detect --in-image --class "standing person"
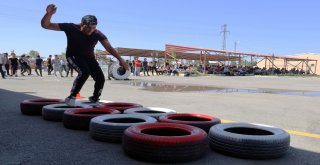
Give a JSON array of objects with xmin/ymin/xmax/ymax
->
[
  {"xmin": 35, "ymin": 55, "xmax": 44, "ymax": 77},
  {"xmin": 106, "ymin": 57, "xmax": 113, "ymax": 80},
  {"xmin": 142, "ymin": 58, "xmax": 150, "ymax": 76},
  {"xmin": 133, "ymin": 57, "xmax": 141, "ymax": 76},
  {"xmin": 18, "ymin": 55, "xmax": 27, "ymax": 76},
  {"xmin": 9, "ymin": 52, "xmax": 19, "ymax": 77},
  {"xmin": 151, "ymin": 58, "xmax": 158, "ymax": 76},
  {"xmin": 41, "ymin": 4, "xmax": 128, "ymax": 105},
  {"xmin": 60, "ymin": 58, "xmax": 67, "ymax": 73},
  {"xmin": 52, "ymin": 55, "xmax": 63, "ymax": 77},
  {"xmin": 4, "ymin": 53, "xmax": 10, "ymax": 76},
  {"xmin": 66, "ymin": 62, "xmax": 74, "ymax": 77},
  {"xmin": 128, "ymin": 60, "xmax": 133, "ymax": 74},
  {"xmin": 25, "ymin": 56, "xmax": 32, "ymax": 75},
  {"xmin": 47, "ymin": 55, "xmax": 53, "ymax": 75},
  {"xmin": 0, "ymin": 53, "xmax": 6, "ymax": 79}
]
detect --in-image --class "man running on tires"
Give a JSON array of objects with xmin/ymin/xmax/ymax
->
[{"xmin": 41, "ymin": 4, "xmax": 128, "ymax": 106}]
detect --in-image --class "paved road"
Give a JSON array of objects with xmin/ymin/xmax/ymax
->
[{"xmin": 0, "ymin": 75, "xmax": 319, "ymax": 165}]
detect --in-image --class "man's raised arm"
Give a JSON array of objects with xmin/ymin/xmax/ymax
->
[{"xmin": 41, "ymin": 4, "xmax": 60, "ymax": 31}]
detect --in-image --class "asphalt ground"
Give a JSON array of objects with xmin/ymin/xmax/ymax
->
[{"xmin": 0, "ymin": 73, "xmax": 319, "ymax": 165}]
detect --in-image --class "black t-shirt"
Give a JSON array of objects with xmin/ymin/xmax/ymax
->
[
  {"xmin": 47, "ymin": 58, "xmax": 52, "ymax": 65},
  {"xmin": 36, "ymin": 58, "xmax": 43, "ymax": 67},
  {"xmin": 19, "ymin": 58, "xmax": 27, "ymax": 65},
  {"xmin": 143, "ymin": 61, "xmax": 148, "ymax": 67},
  {"xmin": 9, "ymin": 58, "xmax": 18, "ymax": 66},
  {"xmin": 59, "ymin": 23, "xmax": 107, "ymax": 59}
]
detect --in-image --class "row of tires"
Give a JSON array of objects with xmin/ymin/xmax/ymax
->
[{"xmin": 20, "ymin": 98, "xmax": 290, "ymax": 162}]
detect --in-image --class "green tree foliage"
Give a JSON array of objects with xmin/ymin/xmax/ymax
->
[
  {"xmin": 28, "ymin": 50, "xmax": 40, "ymax": 58},
  {"xmin": 58, "ymin": 52, "xmax": 66, "ymax": 59},
  {"xmin": 95, "ymin": 49, "xmax": 109, "ymax": 61},
  {"xmin": 240, "ymin": 60, "xmax": 257, "ymax": 66}
]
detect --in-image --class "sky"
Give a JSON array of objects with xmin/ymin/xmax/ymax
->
[{"xmin": 1, "ymin": 0, "xmax": 319, "ymax": 57}]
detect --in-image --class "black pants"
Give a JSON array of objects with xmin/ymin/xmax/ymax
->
[
  {"xmin": 20, "ymin": 64, "xmax": 26, "ymax": 75},
  {"xmin": 143, "ymin": 66, "xmax": 149, "ymax": 76},
  {"xmin": 47, "ymin": 65, "xmax": 53, "ymax": 74},
  {"xmin": 61, "ymin": 65, "xmax": 67, "ymax": 72},
  {"xmin": 151, "ymin": 66, "xmax": 157, "ymax": 75},
  {"xmin": 26, "ymin": 65, "xmax": 31, "ymax": 75},
  {"xmin": 67, "ymin": 56, "xmax": 105, "ymax": 99},
  {"xmin": 11, "ymin": 65, "xmax": 18, "ymax": 75},
  {"xmin": 35, "ymin": 66, "xmax": 42, "ymax": 76},
  {"xmin": 5, "ymin": 64, "xmax": 9, "ymax": 75},
  {"xmin": 66, "ymin": 63, "xmax": 74, "ymax": 77},
  {"xmin": 0, "ymin": 64, "xmax": 5, "ymax": 78}
]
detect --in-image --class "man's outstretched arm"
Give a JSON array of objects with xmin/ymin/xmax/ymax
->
[
  {"xmin": 100, "ymin": 39, "xmax": 129, "ymax": 70},
  {"xmin": 41, "ymin": 4, "xmax": 60, "ymax": 31}
]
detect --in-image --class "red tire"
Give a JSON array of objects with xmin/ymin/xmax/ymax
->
[
  {"xmin": 158, "ymin": 113, "xmax": 221, "ymax": 132},
  {"xmin": 20, "ymin": 98, "xmax": 64, "ymax": 115},
  {"xmin": 98, "ymin": 102, "xmax": 143, "ymax": 113},
  {"xmin": 122, "ymin": 123, "xmax": 207, "ymax": 163},
  {"xmin": 63, "ymin": 108, "xmax": 120, "ymax": 130}
]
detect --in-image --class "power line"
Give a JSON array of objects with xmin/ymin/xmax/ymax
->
[{"xmin": 220, "ymin": 24, "xmax": 230, "ymax": 50}]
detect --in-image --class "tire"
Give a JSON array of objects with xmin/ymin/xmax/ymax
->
[
  {"xmin": 76, "ymin": 100, "xmax": 113, "ymax": 107},
  {"xmin": 63, "ymin": 108, "xmax": 120, "ymax": 130},
  {"xmin": 110, "ymin": 64, "xmax": 131, "ymax": 80},
  {"xmin": 123, "ymin": 107, "xmax": 177, "ymax": 119},
  {"xmin": 158, "ymin": 113, "xmax": 221, "ymax": 132},
  {"xmin": 208, "ymin": 123, "xmax": 290, "ymax": 159},
  {"xmin": 42, "ymin": 104, "xmax": 87, "ymax": 121},
  {"xmin": 90, "ymin": 114, "xmax": 157, "ymax": 143},
  {"xmin": 122, "ymin": 123, "xmax": 207, "ymax": 163},
  {"xmin": 20, "ymin": 98, "xmax": 64, "ymax": 115},
  {"xmin": 98, "ymin": 102, "xmax": 143, "ymax": 113}
]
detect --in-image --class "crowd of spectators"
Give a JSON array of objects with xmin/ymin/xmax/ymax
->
[
  {"xmin": 130, "ymin": 58, "xmax": 312, "ymax": 77},
  {"xmin": 0, "ymin": 52, "xmax": 75, "ymax": 78},
  {"xmin": 0, "ymin": 54, "xmax": 314, "ymax": 79},
  {"xmin": 205, "ymin": 65, "xmax": 310, "ymax": 76}
]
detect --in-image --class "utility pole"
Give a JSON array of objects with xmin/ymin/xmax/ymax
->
[
  {"xmin": 234, "ymin": 41, "xmax": 240, "ymax": 66},
  {"xmin": 220, "ymin": 24, "xmax": 229, "ymax": 50},
  {"xmin": 221, "ymin": 24, "xmax": 229, "ymax": 65},
  {"xmin": 234, "ymin": 41, "xmax": 238, "ymax": 52}
]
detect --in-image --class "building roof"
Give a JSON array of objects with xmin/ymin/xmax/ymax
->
[
  {"xmin": 96, "ymin": 47, "xmax": 239, "ymax": 61},
  {"xmin": 96, "ymin": 45, "xmax": 317, "ymax": 62}
]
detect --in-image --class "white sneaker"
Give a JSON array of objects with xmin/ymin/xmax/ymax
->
[{"xmin": 65, "ymin": 96, "xmax": 76, "ymax": 106}]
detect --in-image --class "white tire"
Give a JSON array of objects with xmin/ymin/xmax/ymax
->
[
  {"xmin": 90, "ymin": 114, "xmax": 157, "ymax": 142},
  {"xmin": 111, "ymin": 64, "xmax": 130, "ymax": 80},
  {"xmin": 76, "ymin": 100, "xmax": 113, "ymax": 107},
  {"xmin": 124, "ymin": 107, "xmax": 177, "ymax": 119}
]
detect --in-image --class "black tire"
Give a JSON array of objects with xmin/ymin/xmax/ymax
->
[
  {"xmin": 63, "ymin": 108, "xmax": 120, "ymax": 130},
  {"xmin": 158, "ymin": 113, "xmax": 221, "ymax": 132},
  {"xmin": 20, "ymin": 98, "xmax": 64, "ymax": 115},
  {"xmin": 90, "ymin": 114, "xmax": 157, "ymax": 143},
  {"xmin": 42, "ymin": 104, "xmax": 87, "ymax": 121},
  {"xmin": 122, "ymin": 123, "xmax": 207, "ymax": 163},
  {"xmin": 123, "ymin": 107, "xmax": 176, "ymax": 119},
  {"xmin": 208, "ymin": 123, "xmax": 290, "ymax": 159}
]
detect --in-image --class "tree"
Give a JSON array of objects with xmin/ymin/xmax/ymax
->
[
  {"xmin": 58, "ymin": 52, "xmax": 66, "ymax": 59},
  {"xmin": 28, "ymin": 50, "xmax": 40, "ymax": 58},
  {"xmin": 95, "ymin": 49, "xmax": 109, "ymax": 63},
  {"xmin": 95, "ymin": 49, "xmax": 103, "ymax": 53},
  {"xmin": 240, "ymin": 59, "xmax": 257, "ymax": 66}
]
